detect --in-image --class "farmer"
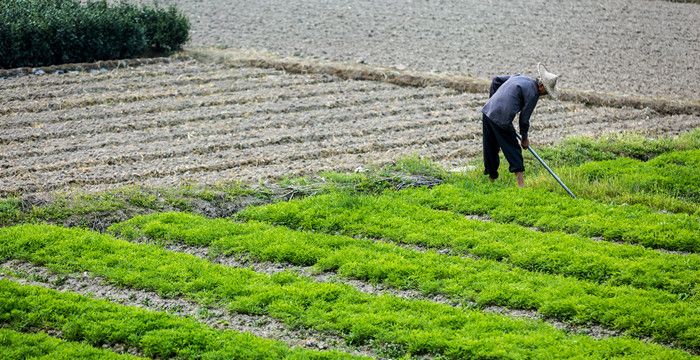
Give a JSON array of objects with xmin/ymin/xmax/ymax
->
[{"xmin": 481, "ymin": 63, "xmax": 560, "ymax": 187}]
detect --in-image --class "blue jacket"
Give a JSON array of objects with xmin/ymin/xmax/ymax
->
[{"xmin": 481, "ymin": 75, "xmax": 539, "ymax": 140}]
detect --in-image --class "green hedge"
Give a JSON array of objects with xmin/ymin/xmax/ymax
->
[{"xmin": 0, "ymin": 0, "xmax": 190, "ymax": 69}]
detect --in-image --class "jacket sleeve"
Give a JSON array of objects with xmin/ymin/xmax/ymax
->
[
  {"xmin": 489, "ymin": 75, "xmax": 510, "ymax": 98},
  {"xmin": 518, "ymin": 96, "xmax": 537, "ymax": 140}
]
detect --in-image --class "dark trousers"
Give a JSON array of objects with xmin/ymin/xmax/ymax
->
[{"xmin": 482, "ymin": 114, "xmax": 524, "ymax": 179}]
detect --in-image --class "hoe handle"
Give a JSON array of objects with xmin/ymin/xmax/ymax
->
[{"xmin": 516, "ymin": 134, "xmax": 577, "ymax": 199}]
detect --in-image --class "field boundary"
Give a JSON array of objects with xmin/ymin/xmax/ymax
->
[
  {"xmin": 3, "ymin": 47, "xmax": 697, "ymax": 115},
  {"xmin": 0, "ymin": 56, "xmax": 184, "ymax": 78},
  {"xmin": 187, "ymin": 48, "xmax": 700, "ymax": 116}
]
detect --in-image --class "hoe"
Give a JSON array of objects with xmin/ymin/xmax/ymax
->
[{"xmin": 516, "ymin": 134, "xmax": 577, "ymax": 199}]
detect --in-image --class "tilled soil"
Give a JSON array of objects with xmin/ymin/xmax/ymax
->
[
  {"xmin": 2, "ymin": 59, "xmax": 699, "ymax": 195},
  {"xmin": 135, "ymin": 0, "xmax": 700, "ymax": 100}
]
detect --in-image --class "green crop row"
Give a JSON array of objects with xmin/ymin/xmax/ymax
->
[
  {"xmin": 0, "ymin": 0, "xmax": 189, "ymax": 68},
  {"xmin": 110, "ymin": 211, "xmax": 700, "ymax": 350},
  {"xmin": 0, "ymin": 224, "xmax": 693, "ymax": 358},
  {"xmin": 533, "ymin": 129, "xmax": 700, "ymax": 167},
  {"xmin": 237, "ymin": 191, "xmax": 699, "ymax": 295},
  {"xmin": 0, "ymin": 280, "xmax": 359, "ymax": 360},
  {"xmin": 569, "ymin": 149, "xmax": 700, "ymax": 207},
  {"xmin": 0, "ymin": 328, "xmax": 142, "ymax": 359},
  {"xmin": 524, "ymin": 149, "xmax": 700, "ymax": 215},
  {"xmin": 529, "ymin": 169, "xmax": 700, "ymax": 216},
  {"xmin": 392, "ymin": 182, "xmax": 700, "ymax": 253},
  {"xmin": 521, "ymin": 131, "xmax": 700, "ymax": 214}
]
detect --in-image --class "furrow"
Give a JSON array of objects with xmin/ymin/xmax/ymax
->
[
  {"xmin": 1, "ymin": 67, "xmax": 283, "ymax": 104},
  {"xmin": 527, "ymin": 113, "xmax": 700, "ymax": 150},
  {"xmin": 0, "ymin": 91, "xmax": 474, "ymax": 163},
  {"xmin": 0, "ymin": 260, "xmax": 375, "ymax": 358},
  {"xmin": 0, "ymin": 79, "xmax": 469, "ymax": 132},
  {"xmin": 0, "ymin": 80, "xmax": 394, "ymax": 144},
  {"xmin": 2, "ymin": 120, "xmax": 481, "ymax": 194},
  {"xmin": 0, "ymin": 86, "xmax": 453, "ymax": 150},
  {"xmin": 0, "ymin": 80, "xmax": 383, "ymax": 144},
  {"xmin": 0, "ymin": 104, "xmax": 474, "ymax": 175},
  {"xmin": 0, "ymin": 74, "xmax": 338, "ymax": 131},
  {"xmin": 0, "ymin": 72, "xmax": 343, "ymax": 118},
  {"xmin": 5, "ymin": 112, "xmax": 693, "ymax": 196},
  {"xmin": 0, "ymin": 59, "xmax": 219, "ymax": 90},
  {"xmin": 38, "ymin": 148, "xmax": 445, "ymax": 195}
]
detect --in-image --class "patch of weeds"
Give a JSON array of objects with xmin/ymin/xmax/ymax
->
[
  {"xmin": 51, "ymin": 274, "xmax": 68, "ymax": 287},
  {"xmin": 119, "ymin": 187, "xmax": 161, "ymax": 210},
  {"xmin": 536, "ymin": 129, "xmax": 700, "ymax": 167},
  {"xmin": 196, "ymin": 307, "xmax": 212, "ymax": 319},
  {"xmin": 27, "ymin": 273, "xmax": 50, "ymax": 283},
  {"xmin": 0, "ymin": 197, "xmax": 24, "ymax": 226},
  {"xmin": 4, "ymin": 155, "xmax": 448, "ymax": 230},
  {"xmin": 168, "ymin": 304, "xmax": 184, "ymax": 314}
]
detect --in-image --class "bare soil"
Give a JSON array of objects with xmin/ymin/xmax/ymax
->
[
  {"xmin": 2, "ymin": 59, "xmax": 699, "ymax": 195},
  {"xmin": 138, "ymin": 0, "xmax": 699, "ymax": 100}
]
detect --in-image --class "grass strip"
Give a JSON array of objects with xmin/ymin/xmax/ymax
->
[
  {"xmin": 237, "ymin": 191, "xmax": 700, "ymax": 295},
  {"xmin": 0, "ymin": 182, "xmax": 272, "ymax": 229},
  {"xmin": 0, "ymin": 328, "xmax": 143, "ymax": 359},
  {"xmin": 0, "ymin": 157, "xmax": 444, "ymax": 229},
  {"xmin": 520, "ymin": 131, "xmax": 700, "ymax": 214},
  {"xmin": 557, "ymin": 149, "xmax": 700, "ymax": 212},
  {"xmin": 529, "ymin": 169, "xmax": 700, "ymax": 216},
  {"xmin": 0, "ymin": 279, "xmax": 360, "ymax": 360},
  {"xmin": 0, "ymin": 225, "xmax": 693, "ymax": 358},
  {"xmin": 394, "ymin": 182, "xmax": 700, "ymax": 253},
  {"xmin": 111, "ymin": 211, "xmax": 700, "ymax": 349},
  {"xmin": 534, "ymin": 129, "xmax": 700, "ymax": 167}
]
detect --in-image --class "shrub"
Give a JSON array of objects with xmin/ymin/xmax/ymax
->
[
  {"xmin": 0, "ymin": 0, "xmax": 190, "ymax": 68},
  {"xmin": 138, "ymin": 5, "xmax": 190, "ymax": 53}
]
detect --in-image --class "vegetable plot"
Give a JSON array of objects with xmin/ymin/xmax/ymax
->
[{"xmin": 0, "ymin": 224, "xmax": 695, "ymax": 359}]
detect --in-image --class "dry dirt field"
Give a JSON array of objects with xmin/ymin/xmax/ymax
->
[
  {"xmin": 145, "ymin": 0, "xmax": 699, "ymax": 100},
  {"xmin": 2, "ymin": 57, "xmax": 699, "ymax": 195}
]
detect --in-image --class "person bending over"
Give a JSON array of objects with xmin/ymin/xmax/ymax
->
[{"xmin": 481, "ymin": 63, "xmax": 560, "ymax": 187}]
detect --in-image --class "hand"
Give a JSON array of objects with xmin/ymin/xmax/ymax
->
[{"xmin": 520, "ymin": 138, "xmax": 530, "ymax": 149}]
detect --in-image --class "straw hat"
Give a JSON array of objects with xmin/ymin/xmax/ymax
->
[{"xmin": 537, "ymin": 63, "xmax": 560, "ymax": 99}]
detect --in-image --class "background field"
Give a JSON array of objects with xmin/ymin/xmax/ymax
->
[
  {"xmin": 138, "ymin": 0, "xmax": 700, "ymax": 100},
  {"xmin": 2, "ymin": 1, "xmax": 700, "ymax": 359}
]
